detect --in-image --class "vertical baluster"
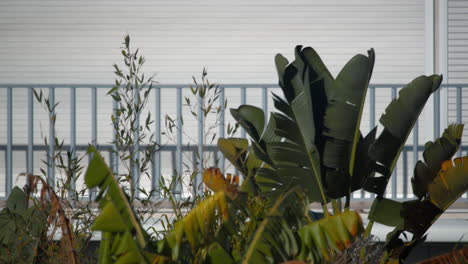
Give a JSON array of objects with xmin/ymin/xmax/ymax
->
[
  {"xmin": 262, "ymin": 86, "xmax": 268, "ymax": 121},
  {"xmin": 70, "ymin": 87, "xmax": 77, "ymax": 199},
  {"xmin": 434, "ymin": 89, "xmax": 440, "ymax": 138},
  {"xmin": 27, "ymin": 87, "xmax": 34, "ymax": 175},
  {"xmin": 175, "ymin": 87, "xmax": 183, "ymax": 198},
  {"xmin": 402, "ymin": 150, "xmax": 408, "ymax": 199},
  {"xmin": 391, "ymin": 87, "xmax": 397, "ymax": 199},
  {"xmin": 457, "ymin": 86, "xmax": 462, "ymax": 157},
  {"xmin": 133, "ymin": 84, "xmax": 140, "ymax": 198},
  {"xmin": 240, "ymin": 87, "xmax": 247, "ymax": 139},
  {"xmin": 218, "ymin": 87, "xmax": 225, "ymax": 172},
  {"xmin": 48, "ymin": 87, "xmax": 55, "ymax": 189},
  {"xmin": 412, "ymin": 120, "xmax": 419, "ymax": 199},
  {"xmin": 90, "ymin": 86, "xmax": 97, "ymax": 200},
  {"xmin": 364, "ymin": 86, "xmax": 376, "ymax": 199},
  {"xmin": 197, "ymin": 85, "xmax": 204, "ymax": 195},
  {"xmin": 235, "ymin": 86, "xmax": 247, "ymax": 176},
  {"xmin": 6, "ymin": 87, "xmax": 13, "ymax": 197},
  {"xmin": 457, "ymin": 86, "xmax": 467, "ymax": 200},
  {"xmin": 112, "ymin": 89, "xmax": 119, "ymax": 177},
  {"xmin": 152, "ymin": 86, "xmax": 161, "ymax": 198}
]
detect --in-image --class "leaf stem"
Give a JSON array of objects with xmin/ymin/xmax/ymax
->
[
  {"xmin": 364, "ymin": 220, "xmax": 374, "ymax": 237},
  {"xmin": 331, "ymin": 199, "xmax": 341, "ymax": 214},
  {"xmin": 307, "ymin": 151, "xmax": 330, "ymax": 216},
  {"xmin": 344, "ymin": 193, "xmax": 350, "ymax": 211}
]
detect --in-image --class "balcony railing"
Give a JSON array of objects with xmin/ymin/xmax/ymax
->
[{"xmin": 0, "ymin": 83, "xmax": 467, "ymax": 202}]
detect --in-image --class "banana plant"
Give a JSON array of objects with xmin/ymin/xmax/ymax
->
[
  {"xmin": 368, "ymin": 124, "xmax": 468, "ymax": 262},
  {"xmin": 222, "ymin": 45, "xmax": 442, "ymax": 211},
  {"xmin": 224, "ymin": 46, "xmax": 376, "ymax": 213},
  {"xmin": 218, "ymin": 46, "xmax": 467, "ymax": 263}
]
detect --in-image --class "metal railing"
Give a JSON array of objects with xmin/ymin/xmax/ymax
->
[{"xmin": 0, "ymin": 83, "xmax": 467, "ymax": 202}]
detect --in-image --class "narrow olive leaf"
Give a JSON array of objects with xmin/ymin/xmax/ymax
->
[
  {"xmin": 367, "ymin": 74, "xmax": 443, "ymax": 195},
  {"xmin": 412, "ymin": 124, "xmax": 463, "ymax": 199}
]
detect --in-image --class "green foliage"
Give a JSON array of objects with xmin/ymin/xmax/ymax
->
[
  {"xmin": 109, "ymin": 34, "xmax": 158, "ymax": 200},
  {"xmin": 0, "ymin": 173, "xmax": 82, "ymax": 264},
  {"xmin": 242, "ymin": 190, "xmax": 303, "ymax": 264},
  {"xmin": 412, "ymin": 124, "xmax": 464, "ymax": 199},
  {"xmin": 298, "ymin": 211, "xmax": 363, "ymax": 262},
  {"xmin": 81, "ymin": 43, "xmax": 468, "ymax": 264},
  {"xmin": 365, "ymin": 75, "xmax": 443, "ymax": 195},
  {"xmin": 158, "ymin": 191, "xmax": 229, "ymax": 261},
  {"xmin": 0, "ymin": 187, "xmax": 48, "ymax": 263},
  {"xmin": 85, "ymin": 146, "xmax": 149, "ymax": 264},
  {"xmin": 367, "ymin": 124, "xmax": 468, "ymax": 262}
]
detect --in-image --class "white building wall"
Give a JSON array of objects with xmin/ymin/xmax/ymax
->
[
  {"xmin": 0, "ymin": 0, "xmax": 430, "ymax": 194},
  {"xmin": 448, "ymin": 0, "xmax": 468, "ymax": 145}
]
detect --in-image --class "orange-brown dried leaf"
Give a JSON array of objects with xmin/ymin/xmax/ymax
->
[{"xmin": 203, "ymin": 168, "xmax": 238, "ymax": 197}]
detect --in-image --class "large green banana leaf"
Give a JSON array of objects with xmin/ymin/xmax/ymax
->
[
  {"xmin": 380, "ymin": 128, "xmax": 468, "ymax": 262},
  {"xmin": 321, "ymin": 49, "xmax": 374, "ymax": 198},
  {"xmin": 368, "ymin": 125, "xmax": 464, "ymax": 229},
  {"xmin": 412, "ymin": 124, "xmax": 464, "ymax": 199},
  {"xmin": 85, "ymin": 146, "xmax": 149, "ymax": 264},
  {"xmin": 386, "ymin": 154, "xmax": 468, "ymax": 261},
  {"xmin": 229, "ymin": 46, "xmax": 378, "ymax": 203},
  {"xmin": 365, "ymin": 75, "xmax": 443, "ymax": 196}
]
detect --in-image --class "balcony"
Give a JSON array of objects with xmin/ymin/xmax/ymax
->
[{"xmin": 0, "ymin": 83, "xmax": 467, "ymax": 200}]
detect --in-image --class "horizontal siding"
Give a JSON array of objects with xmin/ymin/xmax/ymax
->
[
  {"xmin": 448, "ymin": 0, "xmax": 468, "ymax": 145},
  {"xmin": 0, "ymin": 0, "xmax": 425, "ymax": 84},
  {"xmin": 449, "ymin": 0, "xmax": 468, "ymax": 84}
]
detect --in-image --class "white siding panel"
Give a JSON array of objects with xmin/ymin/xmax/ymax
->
[
  {"xmin": 448, "ymin": 0, "xmax": 468, "ymax": 144},
  {"xmin": 0, "ymin": 0, "xmax": 425, "ymax": 84},
  {"xmin": 449, "ymin": 0, "xmax": 468, "ymax": 84}
]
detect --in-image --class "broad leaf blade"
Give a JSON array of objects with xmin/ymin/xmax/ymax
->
[{"xmin": 367, "ymin": 74, "xmax": 443, "ymax": 195}]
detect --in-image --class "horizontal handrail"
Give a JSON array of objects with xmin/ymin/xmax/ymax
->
[{"xmin": 0, "ymin": 83, "xmax": 467, "ymax": 88}]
